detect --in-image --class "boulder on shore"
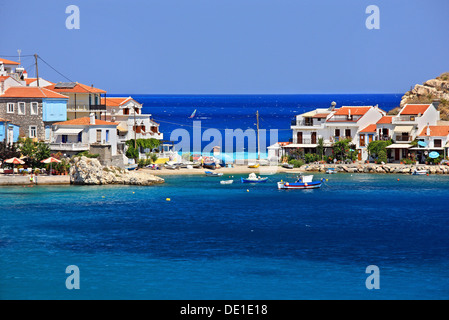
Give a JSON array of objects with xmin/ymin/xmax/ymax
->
[{"xmin": 70, "ymin": 156, "xmax": 164, "ymax": 186}]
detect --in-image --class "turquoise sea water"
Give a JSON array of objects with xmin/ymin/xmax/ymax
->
[{"xmin": 1, "ymin": 173, "xmax": 449, "ymax": 299}]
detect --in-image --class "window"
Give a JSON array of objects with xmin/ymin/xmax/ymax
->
[
  {"xmin": 7, "ymin": 103, "xmax": 14, "ymax": 113},
  {"xmin": 62, "ymin": 135, "xmax": 68, "ymax": 143},
  {"xmin": 77, "ymin": 131, "xmax": 82, "ymax": 142},
  {"xmin": 434, "ymin": 139, "xmax": 442, "ymax": 148},
  {"xmin": 345, "ymin": 129, "xmax": 351, "ymax": 138},
  {"xmin": 29, "ymin": 126, "xmax": 37, "ymax": 138},
  {"xmin": 123, "ymin": 108, "xmax": 129, "ymax": 115},
  {"xmin": 31, "ymin": 102, "xmax": 38, "ymax": 115},
  {"xmin": 105, "ymin": 130, "xmax": 109, "ymax": 142},
  {"xmin": 18, "ymin": 102, "xmax": 26, "ymax": 115},
  {"xmin": 96, "ymin": 130, "xmax": 102, "ymax": 142}
]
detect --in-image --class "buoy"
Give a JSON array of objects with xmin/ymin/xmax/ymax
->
[
  {"xmin": 247, "ymin": 189, "xmax": 249, "ymax": 192},
  {"xmin": 102, "ymin": 196, "xmax": 105, "ymax": 198},
  {"xmin": 397, "ymin": 179, "xmax": 400, "ymax": 181},
  {"xmin": 166, "ymin": 198, "xmax": 171, "ymax": 201},
  {"xmin": 326, "ymin": 179, "xmax": 328, "ymax": 182},
  {"xmin": 132, "ymin": 192, "xmax": 135, "ymax": 194}
]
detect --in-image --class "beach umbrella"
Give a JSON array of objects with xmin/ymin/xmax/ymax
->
[
  {"xmin": 4, "ymin": 157, "xmax": 25, "ymax": 175},
  {"xmin": 418, "ymin": 141, "xmax": 427, "ymax": 147},
  {"xmin": 429, "ymin": 151, "xmax": 440, "ymax": 159},
  {"xmin": 40, "ymin": 157, "xmax": 61, "ymax": 175}
]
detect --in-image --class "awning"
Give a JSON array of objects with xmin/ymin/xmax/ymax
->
[
  {"xmin": 394, "ymin": 126, "xmax": 414, "ymax": 133},
  {"xmin": 386, "ymin": 143, "xmax": 413, "ymax": 149},
  {"xmin": 54, "ymin": 128, "xmax": 83, "ymax": 135},
  {"xmin": 283, "ymin": 143, "xmax": 318, "ymax": 148},
  {"xmin": 117, "ymin": 123, "xmax": 128, "ymax": 133},
  {"xmin": 299, "ymin": 111, "xmax": 316, "ymax": 117},
  {"xmin": 409, "ymin": 147, "xmax": 444, "ymax": 151}
]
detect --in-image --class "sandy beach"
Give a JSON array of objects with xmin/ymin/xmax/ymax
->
[{"xmin": 145, "ymin": 165, "xmax": 304, "ymax": 176}]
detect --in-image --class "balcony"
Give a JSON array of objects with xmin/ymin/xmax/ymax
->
[
  {"xmin": 67, "ymin": 104, "xmax": 106, "ymax": 112},
  {"xmin": 291, "ymin": 120, "xmax": 324, "ymax": 128},
  {"xmin": 394, "ymin": 135, "xmax": 412, "ymax": 142},
  {"xmin": 330, "ymin": 136, "xmax": 353, "ymax": 143},
  {"xmin": 49, "ymin": 142, "xmax": 90, "ymax": 151},
  {"xmin": 392, "ymin": 116, "xmax": 419, "ymax": 124}
]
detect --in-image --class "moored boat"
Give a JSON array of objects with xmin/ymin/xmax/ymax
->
[
  {"xmin": 326, "ymin": 168, "xmax": 336, "ymax": 174},
  {"xmin": 282, "ymin": 163, "xmax": 294, "ymax": 169},
  {"xmin": 205, "ymin": 171, "xmax": 223, "ymax": 177},
  {"xmin": 412, "ymin": 169, "xmax": 428, "ymax": 175},
  {"xmin": 220, "ymin": 180, "xmax": 233, "ymax": 184},
  {"xmin": 241, "ymin": 173, "xmax": 268, "ymax": 183},
  {"xmin": 248, "ymin": 163, "xmax": 260, "ymax": 168},
  {"xmin": 203, "ymin": 162, "xmax": 217, "ymax": 170},
  {"xmin": 277, "ymin": 175, "xmax": 324, "ymax": 190}
]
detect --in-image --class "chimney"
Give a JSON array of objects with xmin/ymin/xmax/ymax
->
[
  {"xmin": 90, "ymin": 113, "xmax": 95, "ymax": 125},
  {"xmin": 432, "ymin": 99, "xmax": 440, "ymax": 109},
  {"xmin": 426, "ymin": 123, "xmax": 430, "ymax": 136}
]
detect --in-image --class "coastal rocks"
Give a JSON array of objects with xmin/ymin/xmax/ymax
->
[
  {"xmin": 300, "ymin": 163, "xmax": 449, "ymax": 175},
  {"xmin": 70, "ymin": 156, "xmax": 164, "ymax": 186}
]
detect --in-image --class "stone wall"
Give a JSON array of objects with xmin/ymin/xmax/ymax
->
[
  {"xmin": 0, "ymin": 98, "xmax": 45, "ymax": 140},
  {"xmin": 302, "ymin": 163, "xmax": 449, "ymax": 174}
]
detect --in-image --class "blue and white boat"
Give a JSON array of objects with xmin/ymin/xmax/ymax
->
[
  {"xmin": 277, "ymin": 175, "xmax": 324, "ymax": 190},
  {"xmin": 241, "ymin": 173, "xmax": 268, "ymax": 183},
  {"xmin": 325, "ymin": 168, "xmax": 336, "ymax": 174},
  {"xmin": 205, "ymin": 171, "xmax": 223, "ymax": 177}
]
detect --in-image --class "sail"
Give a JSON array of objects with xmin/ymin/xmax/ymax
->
[{"xmin": 189, "ymin": 109, "xmax": 197, "ymax": 118}]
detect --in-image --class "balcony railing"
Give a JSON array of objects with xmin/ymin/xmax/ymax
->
[
  {"xmin": 49, "ymin": 142, "xmax": 90, "ymax": 151},
  {"xmin": 330, "ymin": 136, "xmax": 353, "ymax": 142},
  {"xmin": 395, "ymin": 135, "xmax": 411, "ymax": 142},
  {"xmin": 392, "ymin": 116, "xmax": 419, "ymax": 123},
  {"xmin": 67, "ymin": 104, "xmax": 106, "ymax": 112}
]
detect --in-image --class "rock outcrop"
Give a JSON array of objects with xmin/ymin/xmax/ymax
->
[
  {"xmin": 70, "ymin": 156, "xmax": 164, "ymax": 185},
  {"xmin": 301, "ymin": 163, "xmax": 449, "ymax": 175},
  {"xmin": 393, "ymin": 72, "xmax": 449, "ymax": 120}
]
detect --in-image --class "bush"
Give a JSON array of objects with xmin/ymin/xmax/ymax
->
[
  {"xmin": 288, "ymin": 159, "xmax": 304, "ymax": 168},
  {"xmin": 76, "ymin": 151, "xmax": 99, "ymax": 158},
  {"xmin": 378, "ymin": 149, "xmax": 387, "ymax": 164}
]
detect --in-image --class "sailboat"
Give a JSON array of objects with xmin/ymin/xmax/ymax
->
[{"xmin": 189, "ymin": 109, "xmax": 197, "ymax": 119}]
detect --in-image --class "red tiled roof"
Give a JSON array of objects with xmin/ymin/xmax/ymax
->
[
  {"xmin": 376, "ymin": 116, "xmax": 392, "ymax": 124},
  {"xmin": 418, "ymin": 126, "xmax": 449, "ymax": 137},
  {"xmin": 359, "ymin": 124, "xmax": 377, "ymax": 133},
  {"xmin": 0, "ymin": 117, "xmax": 12, "ymax": 122},
  {"xmin": 0, "ymin": 58, "xmax": 20, "ymax": 65},
  {"xmin": 312, "ymin": 113, "xmax": 330, "ymax": 118},
  {"xmin": 400, "ymin": 104, "xmax": 431, "ymax": 115},
  {"xmin": 54, "ymin": 117, "xmax": 118, "ymax": 126},
  {"xmin": 0, "ymin": 86, "xmax": 69, "ymax": 99},
  {"xmin": 333, "ymin": 106, "xmax": 371, "ymax": 116},
  {"xmin": 105, "ymin": 97, "xmax": 133, "ymax": 107},
  {"xmin": 45, "ymin": 82, "xmax": 106, "ymax": 94}
]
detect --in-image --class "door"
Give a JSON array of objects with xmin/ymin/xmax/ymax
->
[
  {"xmin": 360, "ymin": 134, "xmax": 365, "ymax": 147},
  {"xmin": 358, "ymin": 149, "xmax": 362, "ymax": 161},
  {"xmin": 345, "ymin": 129, "xmax": 351, "ymax": 139},
  {"xmin": 297, "ymin": 132, "xmax": 303, "ymax": 144},
  {"xmin": 395, "ymin": 149, "xmax": 400, "ymax": 161},
  {"xmin": 311, "ymin": 132, "xmax": 317, "ymax": 144}
]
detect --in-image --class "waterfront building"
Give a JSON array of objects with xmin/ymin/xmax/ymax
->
[
  {"xmin": 386, "ymin": 102, "xmax": 440, "ymax": 162},
  {"xmin": 50, "ymin": 113, "xmax": 125, "ymax": 166},
  {"xmin": 0, "ymin": 86, "xmax": 68, "ymax": 141},
  {"xmin": 104, "ymin": 97, "xmax": 163, "ymax": 144},
  {"xmin": 413, "ymin": 125, "xmax": 449, "ymax": 161},
  {"xmin": 45, "ymin": 82, "xmax": 107, "ymax": 121},
  {"xmin": 0, "ymin": 117, "xmax": 20, "ymax": 144}
]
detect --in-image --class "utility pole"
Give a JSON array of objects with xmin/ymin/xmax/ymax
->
[
  {"xmin": 256, "ymin": 110, "xmax": 260, "ymax": 161},
  {"xmin": 34, "ymin": 54, "xmax": 39, "ymax": 87}
]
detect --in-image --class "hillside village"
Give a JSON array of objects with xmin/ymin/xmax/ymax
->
[{"xmin": 0, "ymin": 56, "xmax": 165, "ymax": 168}]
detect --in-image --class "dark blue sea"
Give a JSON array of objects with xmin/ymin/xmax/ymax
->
[
  {"xmin": 1, "ymin": 173, "xmax": 449, "ymax": 299},
  {"xmin": 111, "ymin": 94, "xmax": 402, "ymax": 157},
  {"xmin": 4, "ymin": 94, "xmax": 449, "ymax": 300}
]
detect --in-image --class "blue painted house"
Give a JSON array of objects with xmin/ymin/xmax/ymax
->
[{"xmin": 0, "ymin": 118, "xmax": 20, "ymax": 144}]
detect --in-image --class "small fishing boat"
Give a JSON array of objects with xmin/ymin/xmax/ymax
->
[
  {"xmin": 205, "ymin": 171, "xmax": 223, "ymax": 177},
  {"xmin": 220, "ymin": 180, "xmax": 233, "ymax": 184},
  {"xmin": 125, "ymin": 164, "xmax": 138, "ymax": 171},
  {"xmin": 248, "ymin": 163, "xmax": 260, "ymax": 168},
  {"xmin": 282, "ymin": 163, "xmax": 294, "ymax": 169},
  {"xmin": 277, "ymin": 175, "xmax": 324, "ymax": 190},
  {"xmin": 412, "ymin": 169, "xmax": 428, "ymax": 175},
  {"xmin": 203, "ymin": 162, "xmax": 217, "ymax": 170},
  {"xmin": 326, "ymin": 168, "xmax": 336, "ymax": 174},
  {"xmin": 241, "ymin": 173, "xmax": 268, "ymax": 183}
]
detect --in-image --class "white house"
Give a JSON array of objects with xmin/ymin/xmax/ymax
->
[
  {"xmin": 50, "ymin": 113, "xmax": 125, "ymax": 166},
  {"xmin": 413, "ymin": 125, "xmax": 449, "ymax": 161},
  {"xmin": 104, "ymin": 97, "xmax": 163, "ymax": 143},
  {"xmin": 386, "ymin": 102, "xmax": 440, "ymax": 162}
]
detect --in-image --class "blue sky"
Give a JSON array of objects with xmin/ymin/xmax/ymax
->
[{"xmin": 1, "ymin": 0, "xmax": 448, "ymax": 94}]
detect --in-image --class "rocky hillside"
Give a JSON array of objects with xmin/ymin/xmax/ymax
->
[
  {"xmin": 70, "ymin": 156, "xmax": 164, "ymax": 185},
  {"xmin": 389, "ymin": 72, "xmax": 449, "ymax": 119}
]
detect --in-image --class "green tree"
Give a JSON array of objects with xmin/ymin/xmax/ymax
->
[
  {"xmin": 316, "ymin": 137, "xmax": 324, "ymax": 160},
  {"xmin": 367, "ymin": 140, "xmax": 392, "ymax": 162},
  {"xmin": 332, "ymin": 138, "xmax": 352, "ymax": 160},
  {"xmin": 0, "ymin": 142, "xmax": 20, "ymax": 162}
]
